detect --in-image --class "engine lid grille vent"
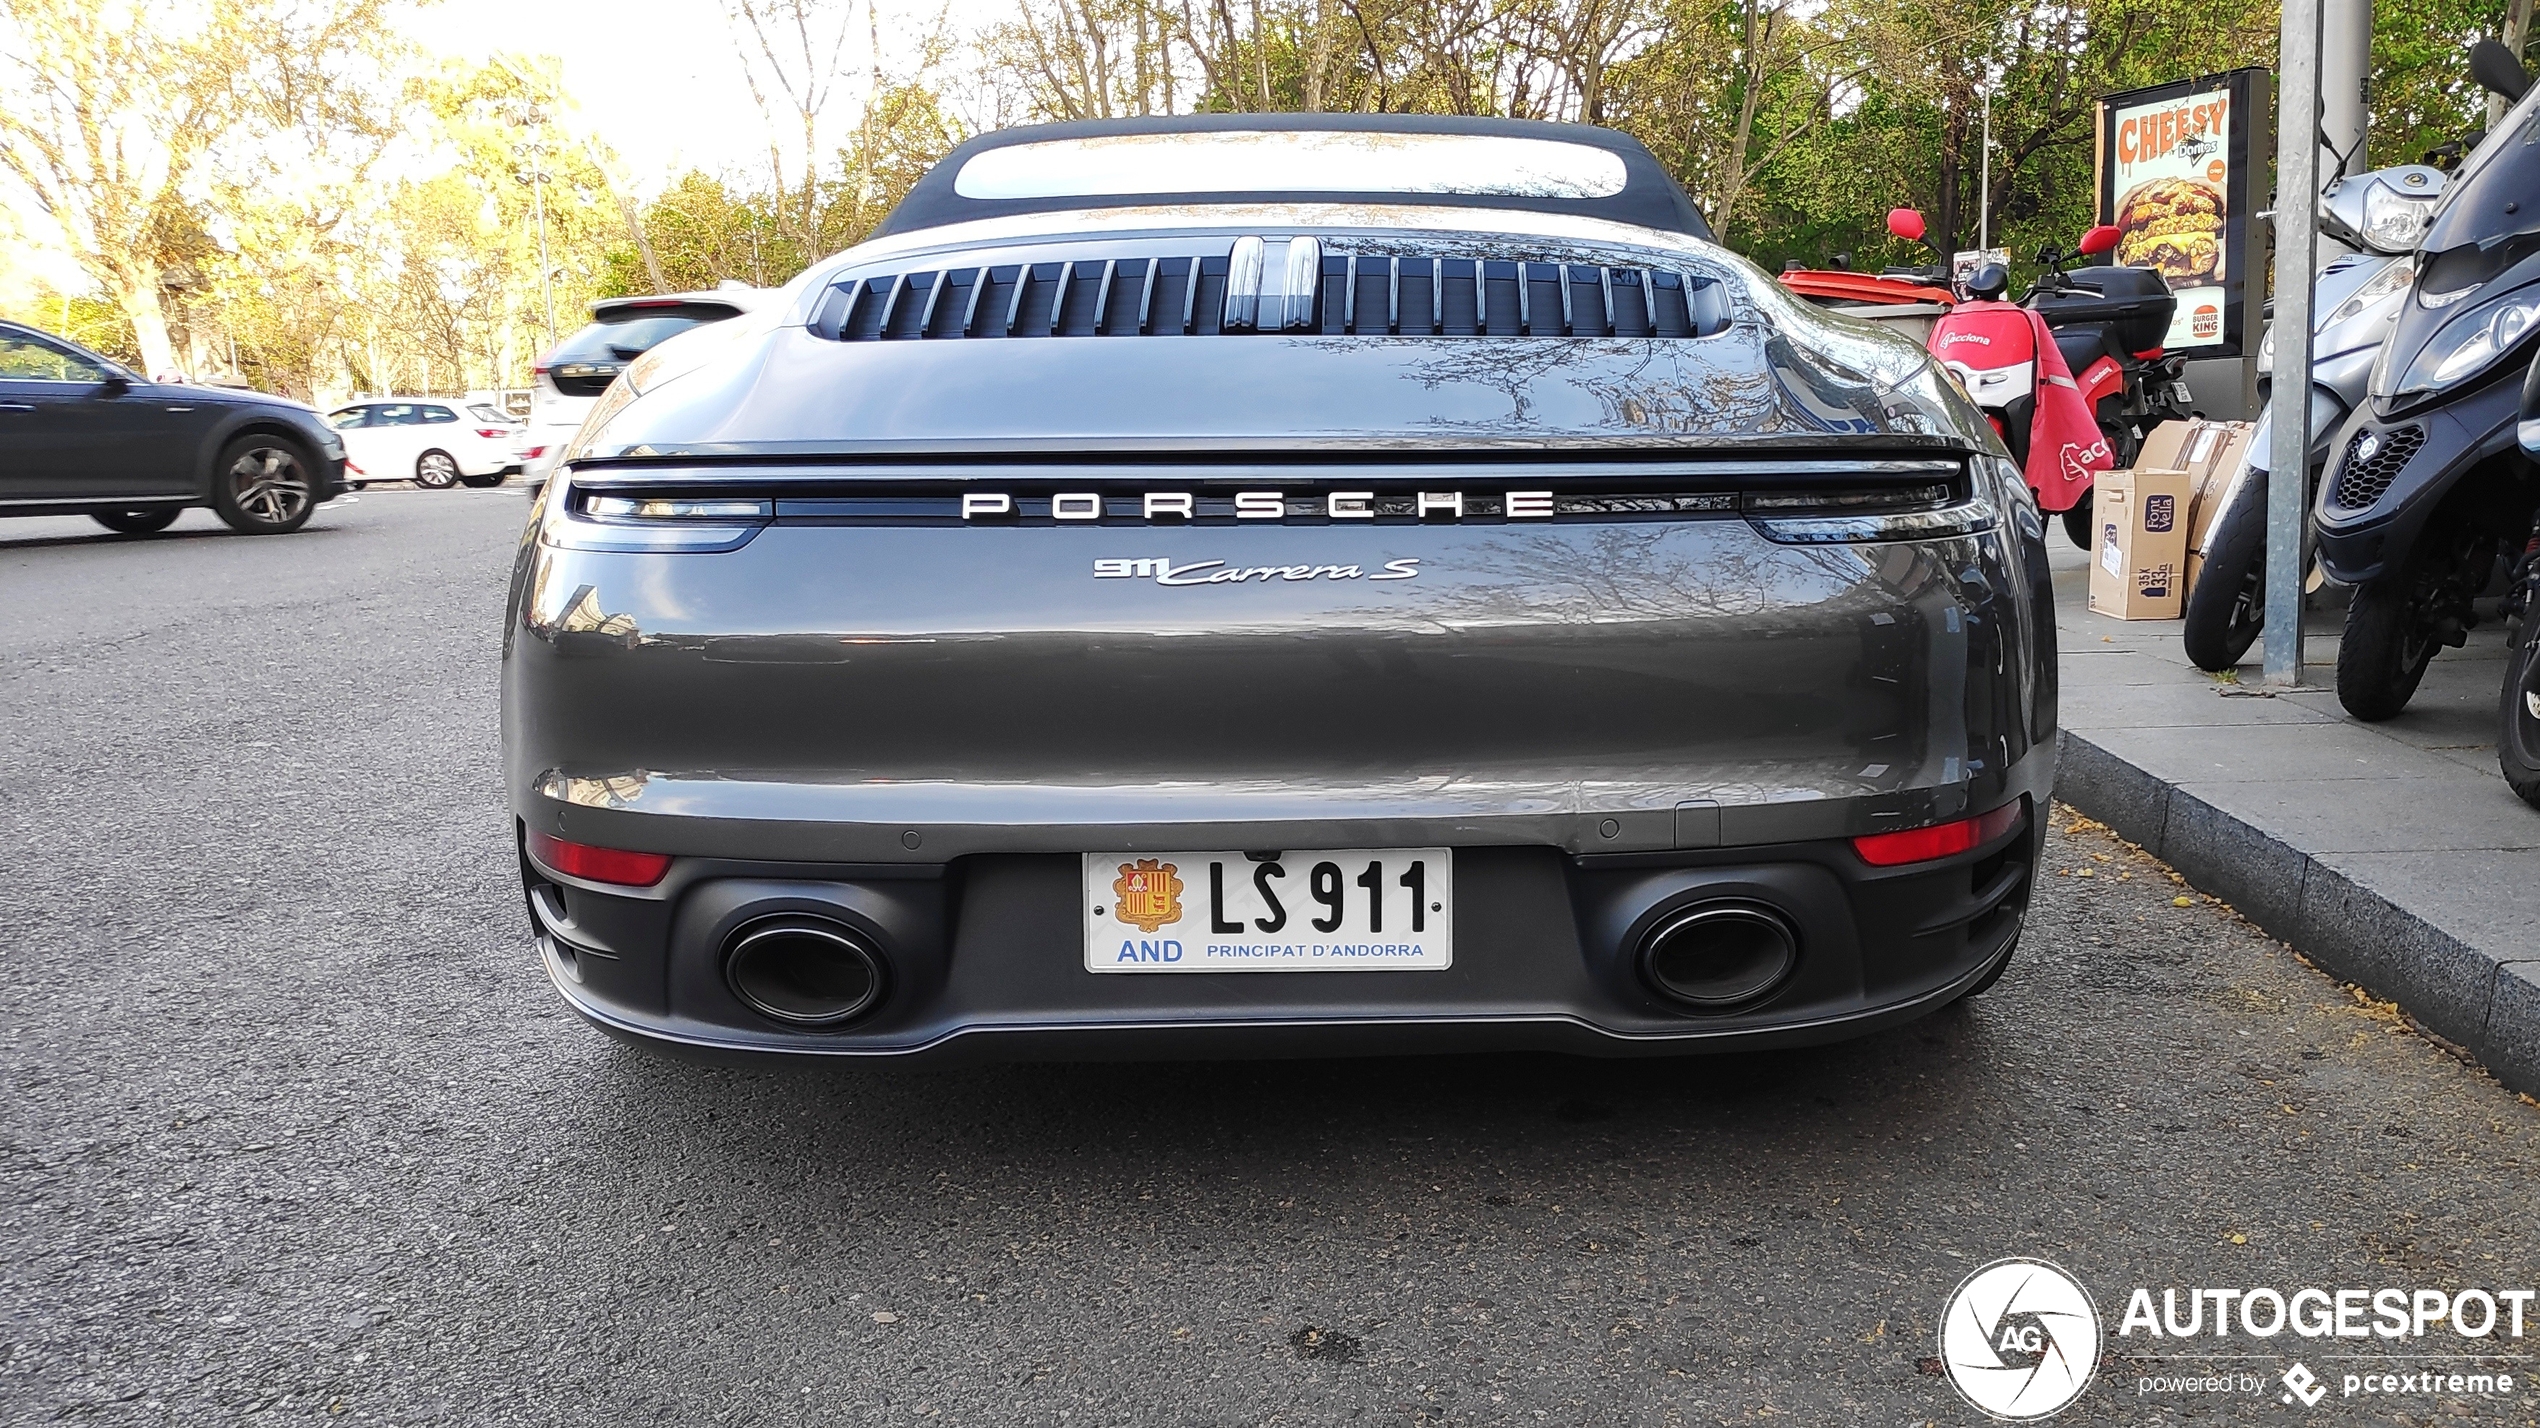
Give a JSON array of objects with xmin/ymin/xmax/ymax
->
[{"xmin": 810, "ymin": 247, "xmax": 1728, "ymax": 343}]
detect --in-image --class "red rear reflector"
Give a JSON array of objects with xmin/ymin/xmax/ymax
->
[
  {"xmin": 476, "ymin": 427, "xmax": 509, "ymax": 439},
  {"xmin": 1851, "ymin": 800, "xmax": 2024, "ymax": 867},
  {"xmin": 527, "ymin": 829, "xmax": 671, "ymax": 886},
  {"xmin": 523, "ymin": 445, "xmax": 547, "ymax": 459}
]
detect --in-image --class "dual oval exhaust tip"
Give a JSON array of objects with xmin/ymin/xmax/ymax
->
[
  {"xmin": 1637, "ymin": 901, "xmax": 1798, "ymax": 1011},
  {"xmin": 724, "ymin": 916, "xmax": 888, "ymax": 1027},
  {"xmin": 721, "ymin": 899, "xmax": 1789, "ymax": 1028}
]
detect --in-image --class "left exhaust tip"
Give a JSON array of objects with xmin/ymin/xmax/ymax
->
[
  {"xmin": 723, "ymin": 916, "xmax": 888, "ymax": 1027},
  {"xmin": 1638, "ymin": 902, "xmax": 1798, "ymax": 1010}
]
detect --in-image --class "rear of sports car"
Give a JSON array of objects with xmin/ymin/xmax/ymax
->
[{"xmin": 500, "ymin": 218, "xmax": 2057, "ymax": 1062}]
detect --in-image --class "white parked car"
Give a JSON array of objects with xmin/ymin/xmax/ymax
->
[
  {"xmin": 521, "ymin": 287, "xmax": 775, "ymax": 486},
  {"xmin": 327, "ymin": 399, "xmax": 515, "ymax": 489},
  {"xmin": 467, "ymin": 402, "xmax": 531, "ymax": 469}
]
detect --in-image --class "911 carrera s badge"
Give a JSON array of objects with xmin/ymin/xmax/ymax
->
[
  {"xmin": 1112, "ymin": 859, "xmax": 1184, "ymax": 933},
  {"xmin": 1094, "ymin": 556, "xmax": 1420, "ymax": 584}
]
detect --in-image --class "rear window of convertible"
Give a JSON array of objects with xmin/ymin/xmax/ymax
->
[{"xmin": 954, "ymin": 131, "xmax": 1632, "ymax": 202}]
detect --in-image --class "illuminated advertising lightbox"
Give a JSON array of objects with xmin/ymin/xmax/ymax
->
[{"xmin": 2094, "ymin": 68, "xmax": 2267, "ymax": 357}]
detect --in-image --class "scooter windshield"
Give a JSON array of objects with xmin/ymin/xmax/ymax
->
[{"xmin": 2415, "ymin": 84, "xmax": 2540, "ymax": 302}]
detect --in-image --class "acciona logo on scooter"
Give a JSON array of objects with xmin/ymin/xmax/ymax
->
[
  {"xmin": 2060, "ymin": 436, "xmax": 2114, "ymax": 483},
  {"xmin": 1940, "ymin": 330, "xmax": 1994, "ymax": 346}
]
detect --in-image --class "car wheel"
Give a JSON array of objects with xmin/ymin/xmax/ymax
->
[
  {"xmin": 210, "ymin": 435, "xmax": 318, "ymax": 534},
  {"xmin": 2060, "ymin": 488, "xmax": 2096, "ymax": 550},
  {"xmin": 2182, "ymin": 482, "xmax": 2266, "ymax": 672},
  {"xmin": 2499, "ymin": 621, "xmax": 2540, "ymax": 809},
  {"xmin": 2337, "ymin": 575, "xmax": 2439, "ymax": 721},
  {"xmin": 414, "ymin": 450, "xmax": 461, "ymax": 489},
  {"xmin": 91, "ymin": 508, "xmax": 180, "ymax": 535}
]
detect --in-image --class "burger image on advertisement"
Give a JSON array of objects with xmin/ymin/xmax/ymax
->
[{"xmin": 2114, "ymin": 177, "xmax": 2223, "ymax": 287}]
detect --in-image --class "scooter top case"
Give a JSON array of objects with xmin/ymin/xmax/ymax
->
[{"xmin": 2030, "ymin": 265, "xmax": 2177, "ymax": 371}]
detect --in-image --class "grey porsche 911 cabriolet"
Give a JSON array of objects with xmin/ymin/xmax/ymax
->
[{"xmin": 501, "ymin": 114, "xmax": 2056, "ymax": 1062}]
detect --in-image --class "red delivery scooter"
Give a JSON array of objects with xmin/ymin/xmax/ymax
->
[{"xmin": 1907, "ymin": 214, "xmax": 2191, "ymax": 547}]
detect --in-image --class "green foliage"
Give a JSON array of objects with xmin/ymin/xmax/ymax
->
[
  {"xmin": 0, "ymin": 291, "xmax": 141, "ymax": 364},
  {"xmin": 2367, "ymin": 0, "xmax": 2531, "ymax": 165},
  {"xmin": 599, "ymin": 84, "xmax": 965, "ymax": 299},
  {"xmin": 16, "ymin": 0, "xmax": 2533, "ymax": 402}
]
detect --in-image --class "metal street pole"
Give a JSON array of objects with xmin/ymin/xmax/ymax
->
[
  {"xmin": 532, "ymin": 125, "xmax": 555, "ymax": 348},
  {"xmin": 2266, "ymin": 0, "xmax": 2327, "ymax": 685},
  {"xmin": 2321, "ymin": 0, "xmax": 2373, "ymax": 181},
  {"xmin": 1979, "ymin": 87, "xmax": 1992, "ymax": 249}
]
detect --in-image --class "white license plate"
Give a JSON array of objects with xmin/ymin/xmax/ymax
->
[{"xmin": 1082, "ymin": 849, "xmax": 1453, "ymax": 972}]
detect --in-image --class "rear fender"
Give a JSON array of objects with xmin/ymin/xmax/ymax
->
[{"xmin": 2074, "ymin": 356, "xmax": 2124, "ymax": 409}]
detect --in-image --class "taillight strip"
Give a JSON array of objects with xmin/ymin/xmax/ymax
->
[{"xmin": 1853, "ymin": 801, "xmax": 2025, "ymax": 867}]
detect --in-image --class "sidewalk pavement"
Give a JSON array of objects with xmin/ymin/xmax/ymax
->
[{"xmin": 2046, "ymin": 542, "xmax": 2540, "ymax": 1095}]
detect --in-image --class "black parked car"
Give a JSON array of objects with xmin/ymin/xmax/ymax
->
[
  {"xmin": 503, "ymin": 115, "xmax": 2055, "ymax": 1063},
  {"xmin": 0, "ymin": 320, "xmax": 346, "ymax": 535}
]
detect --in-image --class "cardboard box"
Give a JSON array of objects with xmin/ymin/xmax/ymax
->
[
  {"xmin": 2088, "ymin": 466, "xmax": 2196, "ymax": 619},
  {"xmin": 2133, "ymin": 420, "xmax": 2198, "ymax": 477},
  {"xmin": 2182, "ymin": 420, "xmax": 2255, "ymax": 554},
  {"xmin": 2174, "ymin": 419, "xmax": 2255, "ymax": 602}
]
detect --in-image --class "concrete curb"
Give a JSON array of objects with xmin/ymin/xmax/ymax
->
[{"xmin": 2055, "ymin": 729, "xmax": 2540, "ymax": 1097}]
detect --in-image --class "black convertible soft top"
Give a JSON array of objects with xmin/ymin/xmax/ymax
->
[{"xmin": 873, "ymin": 114, "xmax": 1715, "ymax": 243}]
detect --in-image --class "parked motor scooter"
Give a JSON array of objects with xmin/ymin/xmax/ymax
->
[
  {"xmin": 2180, "ymin": 163, "xmax": 2447, "ymax": 671},
  {"xmin": 1776, "ymin": 210, "xmax": 1958, "ymax": 345},
  {"xmin": 2498, "ymin": 354, "xmax": 2540, "ymax": 807},
  {"xmin": 2315, "ymin": 41, "xmax": 2540, "ymax": 720},
  {"xmin": 1923, "ymin": 220, "xmax": 2192, "ymax": 546}
]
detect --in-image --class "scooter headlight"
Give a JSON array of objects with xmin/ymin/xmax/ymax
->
[
  {"xmin": 2325, "ymin": 259, "xmax": 2416, "ymax": 327},
  {"xmin": 2359, "ymin": 182, "xmax": 2440, "ymax": 253},
  {"xmin": 2377, "ymin": 282, "xmax": 2540, "ymax": 399}
]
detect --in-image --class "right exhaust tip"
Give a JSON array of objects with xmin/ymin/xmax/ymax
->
[
  {"xmin": 1639, "ymin": 902, "xmax": 1798, "ymax": 1010},
  {"xmin": 724, "ymin": 915, "xmax": 888, "ymax": 1027}
]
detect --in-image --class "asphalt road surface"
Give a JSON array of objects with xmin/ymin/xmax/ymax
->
[{"xmin": 5, "ymin": 490, "xmax": 2537, "ymax": 1426}]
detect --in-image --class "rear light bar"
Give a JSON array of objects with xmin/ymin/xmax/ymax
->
[
  {"xmin": 527, "ymin": 829, "xmax": 672, "ymax": 886},
  {"xmin": 1852, "ymin": 800, "xmax": 2024, "ymax": 867},
  {"xmin": 538, "ymin": 488, "xmax": 773, "ymax": 553}
]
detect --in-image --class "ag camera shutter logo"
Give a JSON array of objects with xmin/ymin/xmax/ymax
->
[{"xmin": 1940, "ymin": 1258, "xmax": 2103, "ymax": 1419}]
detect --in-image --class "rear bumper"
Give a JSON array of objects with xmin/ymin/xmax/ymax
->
[
  {"xmin": 518, "ymin": 782, "xmax": 2044, "ymax": 1063},
  {"xmin": 502, "ymin": 452, "xmax": 2058, "ymax": 1061}
]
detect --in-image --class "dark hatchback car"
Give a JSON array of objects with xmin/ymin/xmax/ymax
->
[
  {"xmin": 503, "ymin": 115, "xmax": 2056, "ymax": 1063},
  {"xmin": 0, "ymin": 320, "xmax": 346, "ymax": 535}
]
